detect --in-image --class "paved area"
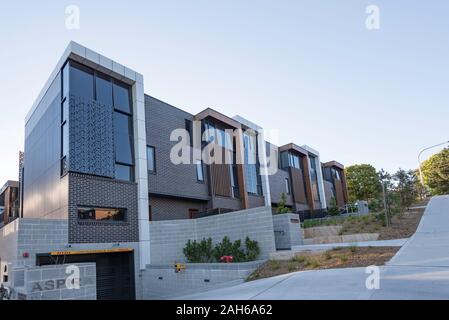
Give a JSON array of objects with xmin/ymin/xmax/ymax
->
[
  {"xmin": 291, "ymin": 238, "xmax": 408, "ymax": 252},
  {"xmin": 177, "ymin": 196, "xmax": 449, "ymax": 300}
]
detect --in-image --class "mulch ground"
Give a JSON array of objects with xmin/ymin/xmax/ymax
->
[{"xmin": 247, "ymin": 246, "xmax": 399, "ymax": 281}]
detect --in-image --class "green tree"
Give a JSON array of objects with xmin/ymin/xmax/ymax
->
[
  {"xmin": 422, "ymin": 148, "xmax": 449, "ymax": 195},
  {"xmin": 393, "ymin": 169, "xmax": 418, "ymax": 208},
  {"xmin": 276, "ymin": 193, "xmax": 291, "ymax": 214},
  {"xmin": 346, "ymin": 164, "xmax": 381, "ymax": 202}
]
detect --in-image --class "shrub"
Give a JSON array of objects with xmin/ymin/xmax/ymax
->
[
  {"xmin": 183, "ymin": 238, "xmax": 215, "ymax": 263},
  {"xmin": 269, "ymin": 260, "xmax": 280, "ymax": 270},
  {"xmin": 276, "ymin": 193, "xmax": 291, "ymax": 214},
  {"xmin": 328, "ymin": 197, "xmax": 340, "ymax": 216},
  {"xmin": 244, "ymin": 237, "xmax": 260, "ymax": 261},
  {"xmin": 349, "ymin": 245, "xmax": 358, "ymax": 253},
  {"xmin": 184, "ymin": 236, "xmax": 261, "ymax": 263}
]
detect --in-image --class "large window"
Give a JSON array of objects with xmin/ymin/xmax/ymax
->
[
  {"xmin": 96, "ymin": 73, "xmax": 113, "ymax": 106},
  {"xmin": 114, "ymin": 82, "xmax": 132, "ymax": 114},
  {"xmin": 78, "ymin": 207, "xmax": 126, "ymax": 221},
  {"xmin": 309, "ymin": 156, "xmax": 321, "ymax": 202},
  {"xmin": 147, "ymin": 146, "xmax": 155, "ymax": 173},
  {"xmin": 69, "ymin": 61, "xmax": 94, "ymax": 100}
]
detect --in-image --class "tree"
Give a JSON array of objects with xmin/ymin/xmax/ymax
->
[
  {"xmin": 276, "ymin": 193, "xmax": 291, "ymax": 214},
  {"xmin": 393, "ymin": 169, "xmax": 418, "ymax": 208},
  {"xmin": 346, "ymin": 164, "xmax": 381, "ymax": 202},
  {"xmin": 422, "ymin": 148, "xmax": 449, "ymax": 195}
]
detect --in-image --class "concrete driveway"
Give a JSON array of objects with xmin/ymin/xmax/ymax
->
[{"xmin": 178, "ymin": 195, "xmax": 449, "ymax": 300}]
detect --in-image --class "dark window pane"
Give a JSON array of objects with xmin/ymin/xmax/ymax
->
[
  {"xmin": 62, "ymin": 64, "xmax": 69, "ymax": 99},
  {"xmin": 115, "ymin": 134, "xmax": 134, "ymax": 165},
  {"xmin": 147, "ymin": 146, "xmax": 155, "ymax": 172},
  {"xmin": 114, "ymin": 112, "xmax": 132, "ymax": 135},
  {"xmin": 60, "ymin": 157, "xmax": 68, "ymax": 176},
  {"xmin": 69, "ymin": 62, "xmax": 94, "ymax": 99},
  {"xmin": 62, "ymin": 122, "xmax": 68, "ymax": 157},
  {"xmin": 113, "ymin": 81, "xmax": 131, "ymax": 114},
  {"xmin": 115, "ymin": 164, "xmax": 133, "ymax": 182},
  {"xmin": 96, "ymin": 73, "xmax": 113, "ymax": 106},
  {"xmin": 78, "ymin": 207, "xmax": 126, "ymax": 221},
  {"xmin": 62, "ymin": 99, "xmax": 69, "ymax": 123}
]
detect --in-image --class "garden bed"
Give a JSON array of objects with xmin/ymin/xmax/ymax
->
[{"xmin": 247, "ymin": 246, "xmax": 399, "ymax": 281}]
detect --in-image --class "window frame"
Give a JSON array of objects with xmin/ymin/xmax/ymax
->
[
  {"xmin": 285, "ymin": 178, "xmax": 291, "ymax": 195},
  {"xmin": 147, "ymin": 145, "xmax": 156, "ymax": 173},
  {"xmin": 77, "ymin": 206, "xmax": 127, "ymax": 222}
]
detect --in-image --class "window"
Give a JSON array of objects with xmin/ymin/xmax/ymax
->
[
  {"xmin": 113, "ymin": 81, "xmax": 131, "ymax": 114},
  {"xmin": 96, "ymin": 73, "xmax": 113, "ymax": 106},
  {"xmin": 147, "ymin": 146, "xmax": 155, "ymax": 172},
  {"xmin": 61, "ymin": 122, "xmax": 68, "ymax": 157},
  {"xmin": 78, "ymin": 207, "xmax": 126, "ymax": 221},
  {"xmin": 115, "ymin": 164, "xmax": 134, "ymax": 182},
  {"xmin": 69, "ymin": 62, "xmax": 94, "ymax": 99},
  {"xmin": 115, "ymin": 133, "xmax": 134, "ymax": 165},
  {"xmin": 196, "ymin": 161, "xmax": 204, "ymax": 182},
  {"xmin": 230, "ymin": 165, "xmax": 240, "ymax": 198},
  {"xmin": 285, "ymin": 178, "xmax": 291, "ymax": 194},
  {"xmin": 62, "ymin": 63, "xmax": 69, "ymax": 100},
  {"xmin": 62, "ymin": 99, "xmax": 69, "ymax": 123},
  {"xmin": 243, "ymin": 132, "xmax": 262, "ymax": 195}
]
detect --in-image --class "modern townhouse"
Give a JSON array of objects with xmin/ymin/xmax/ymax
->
[
  {"xmin": 321, "ymin": 161, "xmax": 349, "ymax": 208},
  {"xmin": 267, "ymin": 143, "xmax": 327, "ymax": 213}
]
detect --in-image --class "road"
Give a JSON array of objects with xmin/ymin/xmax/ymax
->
[{"xmin": 178, "ymin": 195, "xmax": 449, "ymax": 300}]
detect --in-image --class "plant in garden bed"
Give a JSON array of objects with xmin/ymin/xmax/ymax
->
[{"xmin": 183, "ymin": 236, "xmax": 261, "ymax": 263}]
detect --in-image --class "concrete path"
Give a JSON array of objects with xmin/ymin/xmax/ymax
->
[
  {"xmin": 290, "ymin": 238, "xmax": 408, "ymax": 252},
  {"xmin": 177, "ymin": 196, "xmax": 449, "ymax": 300}
]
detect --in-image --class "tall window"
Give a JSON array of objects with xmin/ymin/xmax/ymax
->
[
  {"xmin": 60, "ymin": 63, "xmax": 70, "ymax": 176},
  {"xmin": 285, "ymin": 178, "xmax": 291, "ymax": 194},
  {"xmin": 309, "ymin": 156, "xmax": 320, "ymax": 202},
  {"xmin": 196, "ymin": 160, "xmax": 204, "ymax": 182},
  {"xmin": 147, "ymin": 146, "xmax": 156, "ymax": 173},
  {"xmin": 243, "ymin": 132, "xmax": 262, "ymax": 195}
]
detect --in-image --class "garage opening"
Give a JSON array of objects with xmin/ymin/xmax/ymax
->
[{"xmin": 37, "ymin": 249, "xmax": 135, "ymax": 300}]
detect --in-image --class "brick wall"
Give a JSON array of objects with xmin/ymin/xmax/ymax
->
[
  {"xmin": 145, "ymin": 95, "xmax": 210, "ymax": 201},
  {"xmin": 68, "ymin": 173, "xmax": 139, "ymax": 243},
  {"xmin": 150, "ymin": 196, "xmax": 207, "ymax": 221},
  {"xmin": 149, "ymin": 206, "xmax": 276, "ymax": 264}
]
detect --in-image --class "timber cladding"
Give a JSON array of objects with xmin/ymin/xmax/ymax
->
[
  {"xmin": 210, "ymin": 164, "xmax": 232, "ymax": 197},
  {"xmin": 289, "ymin": 167, "xmax": 307, "ymax": 205}
]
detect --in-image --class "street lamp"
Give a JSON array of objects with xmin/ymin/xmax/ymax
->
[{"xmin": 417, "ymin": 140, "xmax": 449, "ymax": 185}]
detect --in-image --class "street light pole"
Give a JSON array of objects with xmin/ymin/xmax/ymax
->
[{"xmin": 417, "ymin": 140, "xmax": 449, "ymax": 186}]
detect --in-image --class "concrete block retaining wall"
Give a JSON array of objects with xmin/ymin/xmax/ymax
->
[
  {"xmin": 142, "ymin": 261, "xmax": 264, "ymax": 299},
  {"xmin": 13, "ymin": 263, "xmax": 96, "ymax": 300},
  {"xmin": 149, "ymin": 206, "xmax": 276, "ymax": 264},
  {"xmin": 273, "ymin": 213, "xmax": 302, "ymax": 249}
]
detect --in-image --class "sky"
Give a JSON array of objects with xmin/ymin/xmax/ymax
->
[{"xmin": 0, "ymin": 1, "xmax": 448, "ymax": 183}]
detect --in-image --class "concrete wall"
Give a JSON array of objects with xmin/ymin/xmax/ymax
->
[
  {"xmin": 142, "ymin": 261, "xmax": 263, "ymax": 299},
  {"xmin": 149, "ymin": 206, "xmax": 276, "ymax": 264},
  {"xmin": 14, "ymin": 263, "xmax": 96, "ymax": 300},
  {"xmin": 273, "ymin": 213, "xmax": 302, "ymax": 250}
]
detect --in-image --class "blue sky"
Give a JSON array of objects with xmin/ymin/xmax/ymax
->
[{"xmin": 0, "ymin": 1, "xmax": 448, "ymax": 183}]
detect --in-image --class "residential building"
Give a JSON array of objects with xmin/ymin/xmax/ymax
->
[
  {"xmin": 0, "ymin": 181, "xmax": 19, "ymax": 226},
  {"xmin": 268, "ymin": 143, "xmax": 327, "ymax": 213},
  {"xmin": 322, "ymin": 161, "xmax": 349, "ymax": 208}
]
